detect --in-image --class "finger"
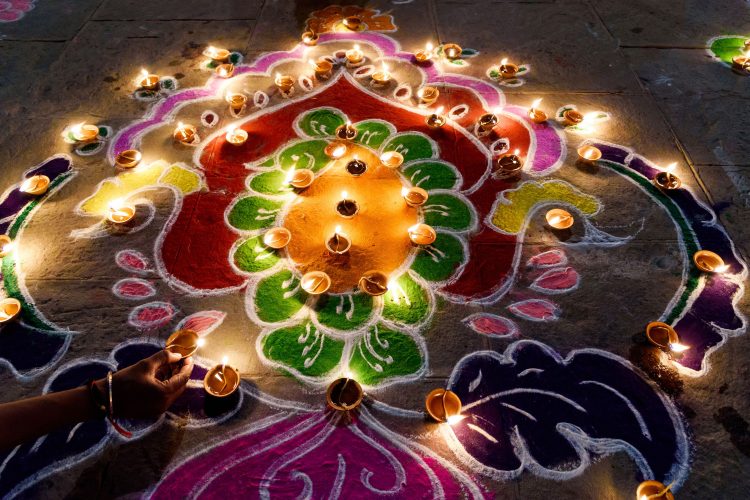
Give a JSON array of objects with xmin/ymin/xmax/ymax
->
[
  {"xmin": 162, "ymin": 356, "xmax": 193, "ymax": 394},
  {"xmin": 145, "ymin": 349, "xmax": 180, "ymax": 372}
]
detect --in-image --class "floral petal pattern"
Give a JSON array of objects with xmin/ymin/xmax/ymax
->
[
  {"xmin": 261, "ymin": 321, "xmax": 344, "ymax": 378},
  {"xmin": 253, "ymin": 270, "xmax": 306, "ymax": 323},
  {"xmin": 353, "ymin": 120, "xmax": 394, "ymax": 148},
  {"xmin": 508, "ymin": 299, "xmax": 560, "ymax": 322},
  {"xmin": 527, "ymin": 249, "xmax": 567, "ymax": 268},
  {"xmin": 113, "ymin": 278, "xmax": 156, "ymax": 300},
  {"xmin": 115, "ymin": 249, "xmax": 152, "ymax": 275},
  {"xmin": 277, "ymin": 139, "xmax": 329, "ymax": 172},
  {"xmin": 530, "ymin": 267, "xmax": 580, "ymax": 294},
  {"xmin": 463, "ymin": 313, "xmax": 519, "ymax": 338},
  {"xmin": 296, "ymin": 108, "xmax": 346, "ymax": 137},
  {"xmin": 402, "ymin": 160, "xmax": 460, "ymax": 191},
  {"xmin": 422, "ymin": 193, "xmax": 474, "ymax": 232},
  {"xmin": 381, "ymin": 132, "xmax": 435, "ymax": 162},
  {"xmin": 248, "ymin": 170, "xmax": 294, "ymax": 195},
  {"xmin": 234, "ymin": 235, "xmax": 281, "ymax": 273},
  {"xmin": 411, "ymin": 231, "xmax": 465, "ymax": 282},
  {"xmin": 176, "ymin": 310, "xmax": 227, "ymax": 336},
  {"xmin": 128, "ymin": 302, "xmax": 177, "ymax": 330},
  {"xmin": 349, "ymin": 324, "xmax": 425, "ymax": 386},
  {"xmin": 382, "ymin": 273, "xmax": 430, "ymax": 326},
  {"xmin": 313, "ymin": 292, "xmax": 374, "ymax": 331},
  {"xmin": 227, "ymin": 196, "xmax": 283, "ymax": 231}
]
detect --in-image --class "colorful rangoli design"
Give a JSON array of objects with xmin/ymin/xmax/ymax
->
[{"xmin": 0, "ymin": 10, "xmax": 747, "ymax": 499}]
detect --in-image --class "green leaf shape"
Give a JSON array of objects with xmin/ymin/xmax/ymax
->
[
  {"xmin": 254, "ymin": 270, "xmax": 307, "ymax": 323},
  {"xmin": 402, "ymin": 161, "xmax": 460, "ymax": 191},
  {"xmin": 382, "ymin": 273, "xmax": 430, "ymax": 326},
  {"xmin": 422, "ymin": 193, "xmax": 473, "ymax": 231},
  {"xmin": 234, "ymin": 235, "xmax": 281, "ymax": 273},
  {"xmin": 488, "ymin": 68, "xmax": 500, "ymax": 79},
  {"xmin": 78, "ymin": 141, "xmax": 103, "ymax": 153},
  {"xmin": 262, "ymin": 322, "xmax": 344, "ymax": 378},
  {"xmin": 277, "ymin": 140, "xmax": 330, "ymax": 173},
  {"xmin": 461, "ymin": 48, "xmax": 479, "ymax": 57},
  {"xmin": 249, "ymin": 170, "xmax": 294, "ymax": 195},
  {"xmin": 161, "ymin": 78, "xmax": 175, "ymax": 90},
  {"xmin": 313, "ymin": 292, "xmax": 374, "ymax": 331},
  {"xmin": 297, "ymin": 108, "xmax": 346, "ymax": 137},
  {"xmin": 97, "ymin": 126, "xmax": 109, "ymax": 138},
  {"xmin": 382, "ymin": 133, "xmax": 435, "ymax": 163},
  {"xmin": 349, "ymin": 324, "xmax": 424, "ymax": 386},
  {"xmin": 353, "ymin": 120, "xmax": 394, "ymax": 148},
  {"xmin": 228, "ymin": 196, "xmax": 283, "ymax": 231},
  {"xmin": 229, "ymin": 52, "xmax": 242, "ymax": 64},
  {"xmin": 709, "ymin": 37, "xmax": 748, "ymax": 64},
  {"xmin": 411, "ymin": 232, "xmax": 465, "ymax": 282}
]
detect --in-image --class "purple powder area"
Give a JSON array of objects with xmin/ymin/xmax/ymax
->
[
  {"xmin": 447, "ymin": 341, "xmax": 688, "ymax": 484},
  {"xmin": 0, "ymin": 155, "xmax": 72, "ymax": 225},
  {"xmin": 0, "ymin": 322, "xmax": 69, "ymax": 374}
]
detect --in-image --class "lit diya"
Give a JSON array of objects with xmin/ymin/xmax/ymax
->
[
  {"xmin": 408, "ymin": 223, "xmax": 437, "ymax": 245},
  {"xmin": 562, "ymin": 109, "xmax": 584, "ymax": 126},
  {"xmin": 380, "ymin": 151, "xmax": 404, "ymax": 168},
  {"xmin": 107, "ymin": 200, "xmax": 136, "ymax": 224},
  {"xmin": 325, "ymin": 141, "xmax": 348, "ymax": 158},
  {"xmin": 442, "ymin": 43, "xmax": 462, "ymax": 60},
  {"xmin": 114, "ymin": 149, "xmax": 142, "ymax": 169},
  {"xmin": 137, "ymin": 69, "xmax": 159, "ymax": 91},
  {"xmin": 173, "ymin": 122, "xmax": 197, "ymax": 144},
  {"xmin": 426, "ymin": 106, "xmax": 446, "ymax": 128},
  {"xmin": 493, "ymin": 151, "xmax": 523, "ymax": 179},
  {"xmin": 336, "ymin": 191, "xmax": 359, "ymax": 218},
  {"xmin": 346, "ymin": 158, "xmax": 367, "ymax": 176},
  {"xmin": 301, "ymin": 30, "xmax": 319, "ymax": 46},
  {"xmin": 635, "ymin": 480, "xmax": 674, "ymax": 500},
  {"xmin": 165, "ymin": 329, "xmax": 200, "ymax": 359},
  {"xmin": 577, "ymin": 144, "xmax": 602, "ymax": 162},
  {"xmin": 652, "ymin": 162, "xmax": 681, "ymax": 190},
  {"xmin": 0, "ymin": 298, "xmax": 21, "ymax": 323},
  {"xmin": 545, "ymin": 208, "xmax": 574, "ymax": 230},
  {"xmin": 225, "ymin": 128, "xmax": 248, "ymax": 146},
  {"xmin": 425, "ymin": 388, "xmax": 463, "ymax": 423},
  {"xmin": 326, "ymin": 377, "xmax": 364, "ymax": 411},
  {"xmin": 263, "ymin": 227, "xmax": 292, "ymax": 249},
  {"xmin": 402, "ymin": 186, "xmax": 429, "ymax": 207},
  {"xmin": 310, "ymin": 58, "xmax": 333, "ymax": 79},
  {"xmin": 731, "ymin": 50, "xmax": 750, "ymax": 72},
  {"xmin": 335, "ymin": 121, "xmax": 358, "ymax": 140},
  {"xmin": 414, "ymin": 42, "xmax": 434, "ymax": 63},
  {"xmin": 345, "ymin": 44, "xmax": 364, "ymax": 65},
  {"xmin": 325, "ymin": 226, "xmax": 351, "ymax": 255},
  {"xmin": 371, "ymin": 62, "xmax": 392, "ymax": 87},
  {"xmin": 204, "ymin": 356, "xmax": 240, "ymax": 397},
  {"xmin": 274, "ymin": 72, "xmax": 295, "ymax": 93},
  {"xmin": 288, "ymin": 168, "xmax": 315, "ymax": 188},
  {"xmin": 301, "ymin": 271, "xmax": 331, "ymax": 295},
  {"xmin": 645, "ymin": 322, "xmax": 688, "ymax": 353},
  {"xmin": 70, "ymin": 122, "xmax": 99, "ymax": 143},
  {"xmin": 693, "ymin": 250, "xmax": 729, "ymax": 273},
  {"xmin": 528, "ymin": 98, "xmax": 547, "ymax": 123},
  {"xmin": 0, "ymin": 235, "xmax": 13, "ymax": 258},
  {"xmin": 20, "ymin": 175, "xmax": 50, "ymax": 196},
  {"xmin": 226, "ymin": 92, "xmax": 247, "ymax": 113},
  {"xmin": 202, "ymin": 46, "xmax": 230, "ymax": 62},
  {"xmin": 498, "ymin": 58, "xmax": 519, "ymax": 78},
  {"xmin": 417, "ymin": 86, "xmax": 439, "ymax": 106},
  {"xmin": 358, "ymin": 270, "xmax": 389, "ymax": 296},
  {"xmin": 478, "ymin": 110, "xmax": 499, "ymax": 132},
  {"xmin": 215, "ymin": 63, "xmax": 234, "ymax": 78}
]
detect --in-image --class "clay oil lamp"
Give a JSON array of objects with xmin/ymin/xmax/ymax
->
[
  {"xmin": 426, "ymin": 106, "xmax": 446, "ymax": 128},
  {"xmin": 425, "ymin": 388, "xmax": 464, "ymax": 424},
  {"xmin": 636, "ymin": 480, "xmax": 674, "ymax": 500},
  {"xmin": 310, "ymin": 58, "xmax": 333, "ymax": 80},
  {"xmin": 325, "ymin": 141, "xmax": 348, "ymax": 158},
  {"xmin": 545, "ymin": 209, "xmax": 574, "ymax": 230},
  {"xmin": 498, "ymin": 58, "xmax": 519, "ymax": 79},
  {"xmin": 173, "ymin": 122, "xmax": 197, "ymax": 145},
  {"xmin": 414, "ymin": 42, "xmax": 434, "ymax": 63},
  {"xmin": 380, "ymin": 151, "xmax": 404, "ymax": 169},
  {"xmin": 346, "ymin": 158, "xmax": 367, "ymax": 176},
  {"xmin": 70, "ymin": 122, "xmax": 99, "ymax": 143},
  {"xmin": 371, "ymin": 62, "xmax": 392, "ymax": 88},
  {"xmin": 335, "ymin": 121, "xmax": 358, "ymax": 141},
  {"xmin": 115, "ymin": 149, "xmax": 142, "ymax": 169},
  {"xmin": 693, "ymin": 250, "xmax": 729, "ymax": 273},
  {"xmin": 336, "ymin": 191, "xmax": 359, "ymax": 218},
  {"xmin": 442, "ymin": 43, "xmax": 462, "ymax": 60},
  {"xmin": 107, "ymin": 200, "xmax": 136, "ymax": 224},
  {"xmin": 493, "ymin": 150, "xmax": 523, "ymax": 179},
  {"xmin": 478, "ymin": 109, "xmax": 499, "ymax": 133},
  {"xmin": 301, "ymin": 30, "xmax": 319, "ymax": 46},
  {"xmin": 417, "ymin": 86, "xmax": 439, "ymax": 106},
  {"xmin": 226, "ymin": 92, "xmax": 247, "ymax": 114},
  {"xmin": 203, "ymin": 46, "xmax": 230, "ymax": 63},
  {"xmin": 0, "ymin": 298, "xmax": 21, "ymax": 324},
  {"xmin": 577, "ymin": 144, "xmax": 602, "ymax": 163},
  {"xmin": 165, "ymin": 329, "xmax": 202, "ymax": 359},
  {"xmin": 408, "ymin": 223, "xmax": 437, "ymax": 245},
  {"xmin": 528, "ymin": 98, "xmax": 548, "ymax": 123},
  {"xmin": 204, "ymin": 356, "xmax": 240, "ymax": 397},
  {"xmin": 645, "ymin": 322, "xmax": 689, "ymax": 354},
  {"xmin": 263, "ymin": 227, "xmax": 292, "ymax": 249},
  {"xmin": 326, "ymin": 377, "xmax": 364, "ymax": 411},
  {"xmin": 225, "ymin": 127, "xmax": 248, "ymax": 146},
  {"xmin": 0, "ymin": 235, "xmax": 13, "ymax": 258},
  {"xmin": 402, "ymin": 186, "xmax": 429, "ymax": 207},
  {"xmin": 345, "ymin": 44, "xmax": 364, "ymax": 65},
  {"xmin": 301, "ymin": 271, "xmax": 331, "ymax": 295},
  {"xmin": 562, "ymin": 108, "xmax": 584, "ymax": 127},
  {"xmin": 652, "ymin": 162, "xmax": 681, "ymax": 191},
  {"xmin": 359, "ymin": 270, "xmax": 389, "ymax": 296},
  {"xmin": 343, "ymin": 16, "xmax": 363, "ymax": 31},
  {"xmin": 731, "ymin": 49, "xmax": 750, "ymax": 73},
  {"xmin": 20, "ymin": 175, "xmax": 50, "ymax": 196},
  {"xmin": 325, "ymin": 225, "xmax": 352, "ymax": 255},
  {"xmin": 215, "ymin": 63, "xmax": 235, "ymax": 78},
  {"xmin": 288, "ymin": 168, "xmax": 315, "ymax": 188},
  {"xmin": 137, "ymin": 69, "xmax": 159, "ymax": 91},
  {"xmin": 274, "ymin": 72, "xmax": 295, "ymax": 94}
]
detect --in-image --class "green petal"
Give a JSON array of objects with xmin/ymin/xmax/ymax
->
[
  {"xmin": 709, "ymin": 36, "xmax": 747, "ymax": 64},
  {"xmin": 261, "ymin": 322, "xmax": 344, "ymax": 378},
  {"xmin": 254, "ymin": 270, "xmax": 306, "ymax": 323},
  {"xmin": 97, "ymin": 126, "xmax": 109, "ymax": 138},
  {"xmin": 353, "ymin": 120, "xmax": 394, "ymax": 148},
  {"xmin": 402, "ymin": 160, "xmax": 460, "ymax": 191},
  {"xmin": 227, "ymin": 196, "xmax": 283, "ymax": 231},
  {"xmin": 277, "ymin": 139, "xmax": 329, "ymax": 173},
  {"xmin": 411, "ymin": 232, "xmax": 465, "ymax": 282},
  {"xmin": 297, "ymin": 108, "xmax": 346, "ymax": 137},
  {"xmin": 381, "ymin": 132, "xmax": 436, "ymax": 163},
  {"xmin": 249, "ymin": 170, "xmax": 294, "ymax": 195},
  {"xmin": 382, "ymin": 273, "xmax": 430, "ymax": 326},
  {"xmin": 348, "ymin": 324, "xmax": 424, "ymax": 386},
  {"xmin": 313, "ymin": 292, "xmax": 374, "ymax": 331},
  {"xmin": 234, "ymin": 235, "xmax": 280, "ymax": 273},
  {"xmin": 422, "ymin": 193, "xmax": 474, "ymax": 231}
]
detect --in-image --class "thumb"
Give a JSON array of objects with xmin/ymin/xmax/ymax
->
[
  {"xmin": 163, "ymin": 356, "xmax": 193, "ymax": 394},
  {"xmin": 145, "ymin": 349, "xmax": 180, "ymax": 372}
]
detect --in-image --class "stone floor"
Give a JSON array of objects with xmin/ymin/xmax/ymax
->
[{"xmin": 0, "ymin": 1, "xmax": 749, "ymax": 499}]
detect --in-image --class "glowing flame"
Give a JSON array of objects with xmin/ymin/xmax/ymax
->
[
  {"xmin": 582, "ymin": 112, "xmax": 598, "ymax": 125},
  {"xmin": 435, "ymin": 105, "xmax": 445, "ymax": 115},
  {"xmin": 139, "ymin": 68, "xmax": 149, "ymax": 79},
  {"xmin": 308, "ymin": 59, "xmax": 316, "ymax": 68},
  {"xmin": 332, "ymin": 144, "xmax": 346, "ymax": 158},
  {"xmin": 583, "ymin": 148, "xmax": 597, "ymax": 160},
  {"xmin": 401, "ymin": 187, "xmax": 409, "ymax": 197},
  {"xmin": 177, "ymin": 121, "xmax": 186, "ymax": 131},
  {"xmin": 335, "ymin": 225, "xmax": 342, "ymax": 234},
  {"xmin": 549, "ymin": 216, "xmax": 562, "ymax": 226},
  {"xmin": 500, "ymin": 57, "xmax": 508, "ymax": 66},
  {"xmin": 425, "ymin": 42, "xmax": 433, "ymax": 51},
  {"xmin": 447, "ymin": 414, "xmax": 466, "ymax": 425},
  {"xmin": 669, "ymin": 343, "xmax": 689, "ymax": 353},
  {"xmin": 714, "ymin": 264, "xmax": 730, "ymax": 273},
  {"xmin": 354, "ymin": 44, "xmax": 360, "ymax": 51},
  {"xmin": 341, "ymin": 190, "xmax": 349, "ymax": 200},
  {"xmin": 531, "ymin": 98, "xmax": 542, "ymax": 110},
  {"xmin": 196, "ymin": 338, "xmax": 206, "ymax": 348},
  {"xmin": 221, "ymin": 355, "xmax": 229, "ymax": 366},
  {"xmin": 492, "ymin": 107, "xmax": 501, "ymax": 116},
  {"xmin": 1, "ymin": 242, "xmax": 14, "ymax": 255},
  {"xmin": 664, "ymin": 162, "xmax": 677, "ymax": 173},
  {"xmin": 205, "ymin": 46, "xmax": 217, "ymax": 57},
  {"xmin": 381, "ymin": 62, "xmax": 389, "ymax": 72},
  {"xmin": 285, "ymin": 168, "xmax": 296, "ymax": 184},
  {"xmin": 345, "ymin": 120, "xmax": 352, "ymax": 127},
  {"xmin": 640, "ymin": 496, "xmax": 649, "ymax": 500}
]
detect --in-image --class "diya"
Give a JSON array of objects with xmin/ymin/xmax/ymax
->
[{"xmin": 326, "ymin": 377, "xmax": 364, "ymax": 411}]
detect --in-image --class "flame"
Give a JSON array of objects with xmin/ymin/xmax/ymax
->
[
  {"xmin": 514, "ymin": 148, "xmax": 520, "ymax": 156},
  {"xmin": 714, "ymin": 264, "xmax": 730, "ymax": 273},
  {"xmin": 531, "ymin": 98, "xmax": 542, "ymax": 110},
  {"xmin": 177, "ymin": 121, "xmax": 186, "ymax": 131},
  {"xmin": 664, "ymin": 162, "xmax": 677, "ymax": 173},
  {"xmin": 425, "ymin": 42, "xmax": 433, "ymax": 51},
  {"xmin": 549, "ymin": 216, "xmax": 562, "ymax": 226},
  {"xmin": 582, "ymin": 112, "xmax": 598, "ymax": 124},
  {"xmin": 1, "ymin": 242, "xmax": 14, "ymax": 255},
  {"xmin": 308, "ymin": 58, "xmax": 316, "ymax": 68},
  {"xmin": 584, "ymin": 148, "xmax": 597, "ymax": 160},
  {"xmin": 205, "ymin": 46, "xmax": 217, "ymax": 56},
  {"xmin": 341, "ymin": 190, "xmax": 349, "ymax": 200},
  {"xmin": 669, "ymin": 343, "xmax": 689, "ymax": 353},
  {"xmin": 354, "ymin": 44, "xmax": 360, "ymax": 51},
  {"xmin": 640, "ymin": 496, "xmax": 649, "ymax": 500},
  {"xmin": 196, "ymin": 338, "xmax": 206, "ymax": 348},
  {"xmin": 332, "ymin": 144, "xmax": 346, "ymax": 158},
  {"xmin": 335, "ymin": 225, "xmax": 342, "ymax": 234},
  {"xmin": 140, "ymin": 68, "xmax": 149, "ymax": 78},
  {"xmin": 435, "ymin": 105, "xmax": 444, "ymax": 115},
  {"xmin": 381, "ymin": 61, "xmax": 389, "ymax": 72},
  {"xmin": 500, "ymin": 57, "xmax": 508, "ymax": 66},
  {"xmin": 492, "ymin": 107, "xmax": 501, "ymax": 116},
  {"xmin": 221, "ymin": 355, "xmax": 229, "ymax": 366},
  {"xmin": 447, "ymin": 414, "xmax": 466, "ymax": 425},
  {"xmin": 401, "ymin": 187, "xmax": 409, "ymax": 197},
  {"xmin": 285, "ymin": 168, "xmax": 296, "ymax": 184},
  {"xmin": 71, "ymin": 122, "xmax": 85, "ymax": 135},
  {"xmin": 345, "ymin": 120, "xmax": 352, "ymax": 127}
]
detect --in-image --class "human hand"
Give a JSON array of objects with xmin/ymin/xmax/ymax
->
[{"xmin": 98, "ymin": 350, "xmax": 194, "ymax": 419}]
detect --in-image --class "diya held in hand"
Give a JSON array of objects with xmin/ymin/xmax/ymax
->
[{"xmin": 165, "ymin": 329, "xmax": 202, "ymax": 359}]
